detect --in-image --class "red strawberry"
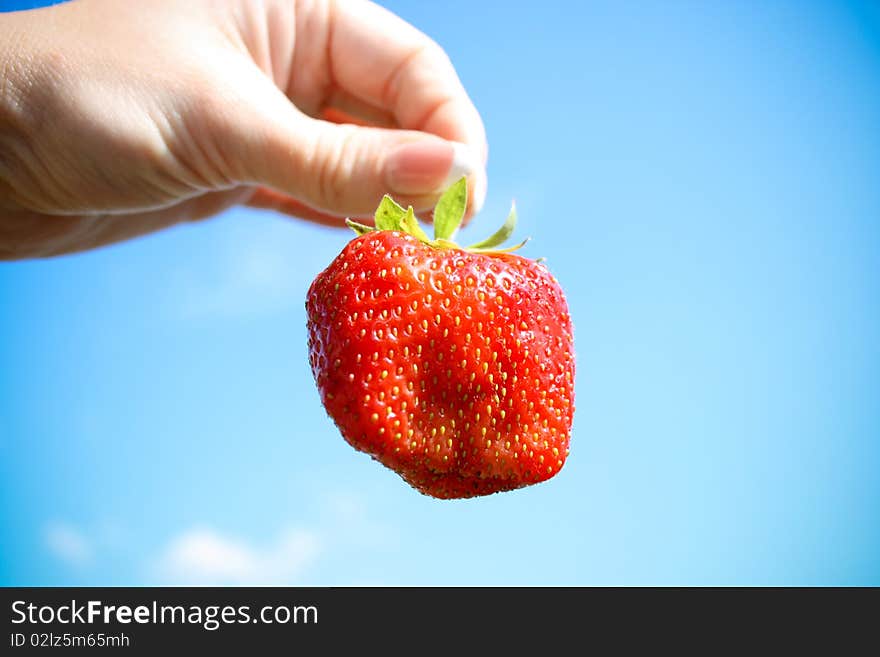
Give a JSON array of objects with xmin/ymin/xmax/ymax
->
[{"xmin": 306, "ymin": 179, "xmax": 574, "ymax": 499}]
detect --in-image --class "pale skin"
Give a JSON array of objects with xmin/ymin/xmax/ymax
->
[{"xmin": 0, "ymin": 0, "xmax": 488, "ymax": 259}]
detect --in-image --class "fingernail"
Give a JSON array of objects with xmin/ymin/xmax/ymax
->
[
  {"xmin": 443, "ymin": 142, "xmax": 483, "ymax": 191},
  {"xmin": 386, "ymin": 140, "xmax": 482, "ymax": 196}
]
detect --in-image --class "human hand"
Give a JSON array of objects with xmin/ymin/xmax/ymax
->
[{"xmin": 0, "ymin": 0, "xmax": 487, "ymax": 259}]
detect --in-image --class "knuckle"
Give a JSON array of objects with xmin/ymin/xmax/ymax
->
[{"xmin": 424, "ymin": 39, "xmax": 453, "ymax": 68}]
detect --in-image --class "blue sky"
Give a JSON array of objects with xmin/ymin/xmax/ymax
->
[{"xmin": 1, "ymin": 0, "xmax": 879, "ymax": 585}]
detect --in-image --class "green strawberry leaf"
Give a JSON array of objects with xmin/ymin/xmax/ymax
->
[
  {"xmin": 467, "ymin": 201, "xmax": 516, "ymax": 250},
  {"xmin": 354, "ymin": 178, "xmax": 533, "ymax": 257},
  {"xmin": 400, "ymin": 205, "xmax": 431, "ymax": 242},
  {"xmin": 433, "ymin": 176, "xmax": 467, "ymax": 241},
  {"xmin": 345, "ymin": 218, "xmax": 375, "ymax": 236},
  {"xmin": 374, "ymin": 195, "xmax": 407, "ymax": 231},
  {"xmin": 468, "ymin": 237, "xmax": 530, "ymax": 254}
]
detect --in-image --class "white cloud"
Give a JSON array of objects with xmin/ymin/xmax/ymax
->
[
  {"xmin": 45, "ymin": 522, "xmax": 92, "ymax": 566},
  {"xmin": 155, "ymin": 527, "xmax": 321, "ymax": 585},
  {"xmin": 42, "ymin": 489, "xmax": 394, "ymax": 585}
]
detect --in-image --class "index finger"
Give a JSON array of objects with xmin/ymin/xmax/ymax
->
[{"xmin": 322, "ymin": 0, "xmax": 488, "ymax": 197}]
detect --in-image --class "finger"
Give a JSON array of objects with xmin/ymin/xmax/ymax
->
[
  {"xmin": 321, "ymin": 90, "xmax": 398, "ymax": 129},
  {"xmin": 220, "ymin": 72, "xmax": 480, "ymax": 217},
  {"xmin": 293, "ymin": 117, "xmax": 478, "ymax": 216},
  {"xmin": 326, "ymin": 1, "xmax": 487, "ymax": 156},
  {"xmin": 299, "ymin": 0, "xmax": 489, "ymax": 215}
]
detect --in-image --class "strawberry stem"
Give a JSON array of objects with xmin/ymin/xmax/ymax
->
[{"xmin": 345, "ymin": 178, "xmax": 530, "ymax": 256}]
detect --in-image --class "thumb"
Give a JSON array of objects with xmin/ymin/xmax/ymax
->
[{"xmin": 230, "ymin": 95, "xmax": 485, "ymax": 218}]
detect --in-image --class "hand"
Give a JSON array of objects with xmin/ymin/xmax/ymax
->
[{"xmin": 0, "ymin": 0, "xmax": 487, "ymax": 259}]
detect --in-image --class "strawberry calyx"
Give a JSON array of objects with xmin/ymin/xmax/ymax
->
[{"xmin": 345, "ymin": 177, "xmax": 529, "ymax": 255}]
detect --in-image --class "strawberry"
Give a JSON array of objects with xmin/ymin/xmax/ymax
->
[{"xmin": 306, "ymin": 179, "xmax": 575, "ymax": 499}]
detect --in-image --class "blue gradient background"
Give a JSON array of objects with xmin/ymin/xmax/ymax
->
[{"xmin": 1, "ymin": 0, "xmax": 878, "ymax": 585}]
